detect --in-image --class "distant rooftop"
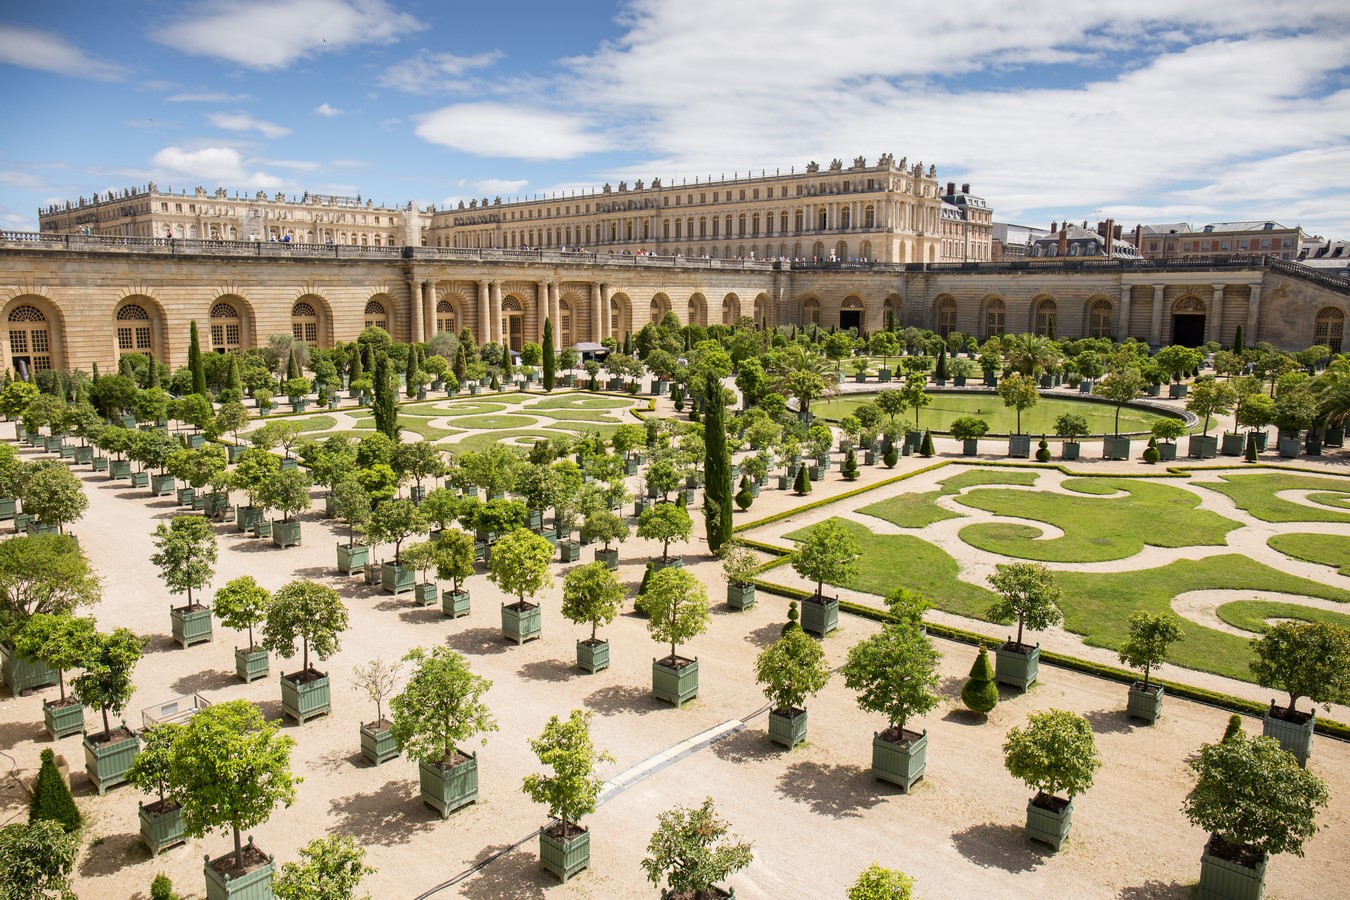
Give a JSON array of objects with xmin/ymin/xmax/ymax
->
[{"xmin": 1201, "ymin": 221, "xmax": 1286, "ymax": 233}]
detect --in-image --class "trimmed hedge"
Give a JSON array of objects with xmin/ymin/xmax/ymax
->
[{"xmin": 732, "ymin": 461, "xmax": 950, "ymax": 533}]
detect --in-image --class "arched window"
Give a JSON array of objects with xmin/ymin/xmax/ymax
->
[
  {"xmin": 802, "ymin": 298, "xmax": 821, "ymax": 326},
  {"xmin": 794, "ymin": 210, "xmax": 804, "ymax": 233},
  {"xmin": 818, "ymin": 210, "xmax": 828, "ymax": 230},
  {"xmin": 611, "ymin": 299, "xmax": 622, "ymax": 337},
  {"xmin": 752, "ymin": 213, "xmax": 760, "ymax": 235},
  {"xmin": 291, "ymin": 302, "xmax": 319, "ymax": 345},
  {"xmin": 210, "ymin": 301, "xmax": 242, "ymax": 352},
  {"xmin": 8, "ymin": 305, "xmax": 52, "ymax": 374},
  {"xmin": 116, "ymin": 304, "xmax": 154, "ymax": 355},
  {"xmin": 1315, "ymin": 307, "xmax": 1345, "ymax": 353},
  {"xmin": 559, "ymin": 299, "xmax": 571, "ymax": 346},
  {"xmin": 938, "ymin": 297, "xmax": 957, "ymax": 337},
  {"xmin": 1090, "ymin": 299, "xmax": 1113, "ymax": 338},
  {"xmin": 1035, "ymin": 299, "xmax": 1057, "ymax": 336},
  {"xmin": 365, "ymin": 299, "xmax": 388, "ymax": 331},
  {"xmin": 435, "ymin": 299, "xmax": 456, "ymax": 335},
  {"xmin": 841, "ymin": 208, "xmax": 851, "ymax": 229},
  {"xmin": 864, "ymin": 205, "xmax": 875, "ymax": 228},
  {"xmin": 985, "ymin": 298, "xmax": 1005, "ymax": 337}
]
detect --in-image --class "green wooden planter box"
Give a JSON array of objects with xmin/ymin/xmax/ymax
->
[
  {"xmin": 1103, "ymin": 436, "xmax": 1131, "ymax": 460},
  {"xmin": 235, "ymin": 647, "xmax": 269, "ymax": 683},
  {"xmin": 652, "ymin": 656, "xmax": 698, "ymax": 707},
  {"xmin": 873, "ymin": 729, "xmax": 927, "ymax": 792},
  {"xmin": 110, "ymin": 458, "xmax": 132, "ymax": 480},
  {"xmin": 595, "ymin": 548, "xmax": 619, "ymax": 569},
  {"xmin": 577, "ymin": 639, "xmax": 609, "ymax": 674},
  {"xmin": 540, "ymin": 825, "xmax": 590, "ymax": 883},
  {"xmin": 204, "ymin": 843, "xmax": 275, "ymax": 900},
  {"xmin": 502, "ymin": 602, "xmax": 542, "ymax": 644},
  {"xmin": 420, "ymin": 754, "xmax": 478, "ymax": 819},
  {"xmin": 271, "ymin": 520, "xmax": 301, "ymax": 549},
  {"xmin": 1156, "ymin": 442, "xmax": 1178, "ymax": 461},
  {"xmin": 226, "ymin": 444, "xmax": 244, "ymax": 463},
  {"xmin": 279, "ymin": 457, "xmax": 297, "ymax": 470},
  {"xmin": 768, "ymin": 709, "xmax": 808, "ymax": 749},
  {"xmin": 92, "ymin": 456, "xmax": 109, "ymax": 472},
  {"xmin": 559, "ymin": 540, "xmax": 581, "ymax": 562},
  {"xmin": 1, "ymin": 643, "xmax": 59, "ymax": 696},
  {"xmin": 800, "ymin": 594, "xmax": 839, "ymax": 637},
  {"xmin": 12, "ymin": 512, "xmax": 32, "ymax": 534},
  {"xmin": 280, "ymin": 671, "xmax": 331, "ymax": 725},
  {"xmin": 442, "ymin": 589, "xmax": 471, "ymax": 619},
  {"xmin": 58, "ymin": 444, "xmax": 75, "ymax": 459},
  {"xmin": 84, "ymin": 729, "xmax": 141, "ymax": 795},
  {"xmin": 1061, "ymin": 442, "xmax": 1081, "ymax": 461},
  {"xmin": 359, "ymin": 722, "xmax": 399, "ymax": 766},
  {"xmin": 414, "ymin": 582, "xmax": 439, "ymax": 606},
  {"xmin": 171, "ymin": 604, "xmax": 213, "ymax": 649},
  {"xmin": 653, "ymin": 556, "xmax": 683, "ymax": 571},
  {"xmin": 995, "ymin": 641, "xmax": 1039, "ymax": 691},
  {"xmin": 176, "ymin": 486, "xmax": 197, "ymax": 505},
  {"xmin": 44, "ymin": 699, "xmax": 85, "ymax": 739},
  {"xmin": 27, "ymin": 519, "xmax": 58, "ymax": 536},
  {"xmin": 1026, "ymin": 795, "xmax": 1073, "ymax": 851},
  {"xmin": 1189, "ymin": 434, "xmax": 1219, "ymax": 459},
  {"xmin": 726, "ymin": 581, "xmax": 756, "ymax": 610},
  {"xmin": 151, "ymin": 473, "xmax": 176, "ymax": 496},
  {"xmin": 1220, "ymin": 432, "xmax": 1246, "ymax": 456},
  {"xmin": 1169, "ymin": 383, "xmax": 1189, "ymax": 399},
  {"xmin": 1127, "ymin": 683, "xmax": 1164, "ymax": 724},
  {"xmin": 235, "ymin": 505, "xmax": 262, "ymax": 533},
  {"xmin": 1262, "ymin": 705, "xmax": 1314, "ymax": 766},
  {"xmin": 204, "ymin": 491, "xmax": 229, "ymax": 518},
  {"xmin": 44, "ymin": 435, "xmax": 65, "ymax": 452},
  {"xmin": 381, "ymin": 563, "xmax": 414, "ymax": 595},
  {"xmin": 251, "ymin": 519, "xmax": 272, "ymax": 539},
  {"xmin": 336, "ymin": 543, "xmax": 369, "ymax": 575},
  {"xmin": 1198, "ymin": 837, "xmax": 1266, "ymax": 900},
  {"xmin": 130, "ymin": 471, "xmax": 150, "ymax": 488},
  {"xmin": 139, "ymin": 801, "xmax": 186, "ymax": 856},
  {"xmin": 73, "ymin": 446, "xmax": 94, "ymax": 464},
  {"xmin": 1007, "ymin": 434, "xmax": 1032, "ymax": 458}
]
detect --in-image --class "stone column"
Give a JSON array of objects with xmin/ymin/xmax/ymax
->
[
  {"xmin": 536, "ymin": 281, "xmax": 548, "ymax": 344},
  {"xmin": 548, "ymin": 282, "xmax": 560, "ymax": 347},
  {"xmin": 1150, "ymin": 284, "xmax": 1166, "ymax": 346},
  {"xmin": 1207, "ymin": 284, "xmax": 1225, "ymax": 344},
  {"xmin": 422, "ymin": 281, "xmax": 435, "ymax": 339},
  {"xmin": 1117, "ymin": 285, "xmax": 1132, "ymax": 341},
  {"xmin": 407, "ymin": 279, "xmax": 424, "ymax": 343},
  {"xmin": 1245, "ymin": 283, "xmax": 1263, "ymax": 341},
  {"xmin": 590, "ymin": 283, "xmax": 602, "ymax": 342},
  {"xmin": 477, "ymin": 280, "xmax": 490, "ymax": 346},
  {"xmin": 489, "ymin": 283, "xmax": 502, "ymax": 346},
  {"xmin": 600, "ymin": 283, "xmax": 612, "ymax": 340}
]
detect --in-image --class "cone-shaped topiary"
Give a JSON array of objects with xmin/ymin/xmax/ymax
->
[
  {"xmin": 29, "ymin": 748, "xmax": 80, "ymax": 833},
  {"xmin": 1035, "ymin": 438, "xmax": 1051, "ymax": 463},
  {"xmin": 919, "ymin": 429, "xmax": 934, "ymax": 458},
  {"xmin": 1223, "ymin": 713, "xmax": 1244, "ymax": 742},
  {"xmin": 489, "ymin": 373, "xmax": 500, "ymax": 391},
  {"xmin": 961, "ymin": 646, "xmax": 999, "ymax": 714},
  {"xmin": 150, "ymin": 873, "xmax": 175, "ymax": 900},
  {"xmin": 793, "ymin": 464, "xmax": 812, "ymax": 495},
  {"xmin": 636, "ymin": 561, "xmax": 655, "ymax": 611},
  {"xmin": 675, "ymin": 490, "xmax": 688, "ymax": 510},
  {"xmin": 1244, "ymin": 432, "xmax": 1259, "ymax": 462},
  {"xmin": 782, "ymin": 600, "xmax": 800, "ymax": 635},
  {"xmin": 841, "ymin": 448, "xmax": 859, "ymax": 481},
  {"xmin": 883, "ymin": 445, "xmax": 898, "ymax": 468}
]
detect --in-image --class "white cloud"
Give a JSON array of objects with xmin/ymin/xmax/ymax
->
[
  {"xmin": 474, "ymin": 178, "xmax": 528, "ymax": 195},
  {"xmin": 209, "ymin": 112, "xmax": 292, "ymax": 139},
  {"xmin": 150, "ymin": 146, "xmax": 284, "ymax": 188},
  {"xmin": 166, "ymin": 91, "xmax": 252, "ymax": 103},
  {"xmin": 314, "ymin": 102, "xmax": 345, "ymax": 117},
  {"xmin": 153, "ymin": 0, "xmax": 425, "ymax": 70},
  {"xmin": 378, "ymin": 49, "xmax": 502, "ymax": 93},
  {"xmin": 415, "ymin": 103, "xmax": 603, "ymax": 160},
  {"xmin": 0, "ymin": 23, "xmax": 126, "ymax": 80}
]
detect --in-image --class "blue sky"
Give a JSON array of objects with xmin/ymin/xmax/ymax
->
[{"xmin": 2, "ymin": 0, "xmax": 1349, "ymax": 239}]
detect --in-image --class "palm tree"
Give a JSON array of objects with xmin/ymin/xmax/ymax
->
[
  {"xmin": 1006, "ymin": 333, "xmax": 1061, "ymax": 377},
  {"xmin": 1311, "ymin": 358, "xmax": 1350, "ymax": 427},
  {"xmin": 769, "ymin": 344, "xmax": 839, "ymax": 422}
]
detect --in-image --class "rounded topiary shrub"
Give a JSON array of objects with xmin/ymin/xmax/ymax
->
[
  {"xmin": 961, "ymin": 646, "xmax": 999, "ymax": 714},
  {"xmin": 1035, "ymin": 438, "xmax": 1051, "ymax": 463},
  {"xmin": 1142, "ymin": 436, "xmax": 1160, "ymax": 464}
]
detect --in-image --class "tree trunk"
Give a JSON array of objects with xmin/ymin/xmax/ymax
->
[
  {"xmin": 101, "ymin": 705, "xmax": 111, "ymax": 740},
  {"xmin": 1016, "ymin": 616, "xmax": 1024, "ymax": 647},
  {"xmin": 302, "ymin": 638, "xmax": 309, "ymax": 672},
  {"xmin": 233, "ymin": 825, "xmax": 243, "ymax": 869}
]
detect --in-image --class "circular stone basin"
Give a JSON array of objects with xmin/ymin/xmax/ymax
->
[{"xmin": 815, "ymin": 391, "xmax": 1175, "ymax": 436}]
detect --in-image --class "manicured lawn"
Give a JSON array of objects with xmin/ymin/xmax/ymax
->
[
  {"xmin": 955, "ymin": 478, "xmax": 1240, "ymax": 562},
  {"xmin": 289, "ymin": 415, "xmax": 337, "ymax": 433},
  {"xmin": 1268, "ymin": 532, "xmax": 1350, "ymax": 576},
  {"xmin": 1198, "ymin": 472, "xmax": 1350, "ymax": 523},
  {"xmin": 1055, "ymin": 555, "xmax": 1350, "ymax": 681},
  {"xmin": 450, "ymin": 428, "xmax": 565, "ymax": 453},
  {"xmin": 531, "ymin": 409, "xmax": 624, "ymax": 422},
  {"xmin": 526, "ymin": 395, "xmax": 632, "ymax": 410},
  {"xmin": 858, "ymin": 467, "xmax": 1040, "ymax": 528},
  {"xmin": 350, "ymin": 416, "xmax": 461, "ymax": 442},
  {"xmin": 439, "ymin": 401, "xmax": 511, "ymax": 417},
  {"xmin": 449, "ymin": 414, "xmax": 541, "ymax": 430},
  {"xmin": 813, "ymin": 391, "xmax": 1171, "ymax": 436},
  {"xmin": 1307, "ymin": 491, "xmax": 1350, "ymax": 509},
  {"xmin": 1217, "ymin": 600, "xmax": 1350, "ymax": 634},
  {"xmin": 783, "ymin": 518, "xmax": 996, "ymax": 618}
]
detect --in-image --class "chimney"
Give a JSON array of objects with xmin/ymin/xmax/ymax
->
[
  {"xmin": 961, "ymin": 183, "xmax": 970, "ymax": 194},
  {"xmin": 1058, "ymin": 224, "xmax": 1069, "ymax": 257},
  {"xmin": 1051, "ymin": 220, "xmax": 1058, "ymax": 233},
  {"xmin": 1113, "ymin": 224, "xmax": 1122, "ymax": 240},
  {"xmin": 1134, "ymin": 224, "xmax": 1143, "ymax": 250},
  {"xmin": 946, "ymin": 182, "xmax": 955, "ymax": 196}
]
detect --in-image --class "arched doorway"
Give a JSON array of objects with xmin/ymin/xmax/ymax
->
[
  {"xmin": 1172, "ymin": 297, "xmax": 1206, "ymax": 347},
  {"xmin": 1089, "ymin": 299, "xmax": 1113, "ymax": 338},
  {"xmin": 558, "ymin": 299, "xmax": 572, "ymax": 347},
  {"xmin": 1315, "ymin": 307, "xmax": 1344, "ymax": 353},
  {"xmin": 435, "ymin": 299, "xmax": 456, "ymax": 336},
  {"xmin": 502, "ymin": 297, "xmax": 524, "ymax": 352},
  {"xmin": 801, "ymin": 298, "xmax": 821, "ymax": 326},
  {"xmin": 7, "ymin": 304, "xmax": 53, "ymax": 378},
  {"xmin": 840, "ymin": 296, "xmax": 864, "ymax": 333},
  {"xmin": 1035, "ymin": 298, "xmax": 1057, "ymax": 336},
  {"xmin": 936, "ymin": 296, "xmax": 956, "ymax": 337},
  {"xmin": 210, "ymin": 301, "xmax": 243, "ymax": 353},
  {"xmin": 291, "ymin": 301, "xmax": 319, "ymax": 345},
  {"xmin": 364, "ymin": 299, "xmax": 389, "ymax": 332},
  {"xmin": 115, "ymin": 302, "xmax": 157, "ymax": 359},
  {"xmin": 984, "ymin": 298, "xmax": 1006, "ymax": 338}
]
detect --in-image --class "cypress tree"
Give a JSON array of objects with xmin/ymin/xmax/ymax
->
[
  {"xmin": 458, "ymin": 326, "xmax": 477, "ymax": 358},
  {"xmin": 92, "ymin": 362, "xmax": 100, "ymax": 381},
  {"xmin": 348, "ymin": 348, "xmax": 363, "ymax": 386},
  {"xmin": 453, "ymin": 343, "xmax": 468, "ymax": 381},
  {"xmin": 1244, "ymin": 431, "xmax": 1259, "ymax": 462},
  {"xmin": 404, "ymin": 344, "xmax": 418, "ymax": 397},
  {"xmin": 793, "ymin": 463, "xmax": 812, "ymax": 495},
  {"xmin": 501, "ymin": 345, "xmax": 514, "ymax": 380},
  {"xmin": 226, "ymin": 354, "xmax": 242, "ymax": 395},
  {"xmin": 372, "ymin": 354, "xmax": 399, "ymax": 440},
  {"xmin": 542, "ymin": 318, "xmax": 556, "ymax": 392},
  {"xmin": 363, "ymin": 341, "xmax": 376, "ymax": 377},
  {"xmin": 29, "ymin": 748, "xmax": 81, "ymax": 832},
  {"xmin": 1234, "ymin": 324, "xmax": 1245, "ymax": 355},
  {"xmin": 919, "ymin": 429, "xmax": 934, "ymax": 457},
  {"xmin": 624, "ymin": 331, "xmax": 634, "ymax": 356},
  {"xmin": 935, "ymin": 346, "xmax": 947, "ymax": 381},
  {"xmin": 145, "ymin": 356, "xmax": 159, "ymax": 390},
  {"xmin": 119, "ymin": 355, "xmax": 135, "ymax": 379},
  {"xmin": 702, "ymin": 373, "xmax": 733, "ymax": 555},
  {"xmin": 961, "ymin": 646, "xmax": 999, "ymax": 714},
  {"xmin": 286, "ymin": 346, "xmax": 301, "ymax": 382},
  {"xmin": 1047, "ymin": 316, "xmax": 1056, "ymax": 341},
  {"xmin": 188, "ymin": 320, "xmax": 208, "ymax": 397}
]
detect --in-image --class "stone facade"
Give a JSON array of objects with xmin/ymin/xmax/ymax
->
[{"xmin": 0, "ymin": 234, "xmax": 1345, "ymax": 375}]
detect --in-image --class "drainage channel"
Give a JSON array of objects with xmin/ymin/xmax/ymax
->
[{"xmin": 411, "ymin": 703, "xmax": 771, "ymax": 899}]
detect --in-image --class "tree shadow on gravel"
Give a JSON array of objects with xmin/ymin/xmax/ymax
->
[
  {"xmin": 251, "ymin": 698, "xmax": 285, "ymax": 724},
  {"xmin": 289, "ymin": 564, "xmax": 335, "ymax": 581},
  {"xmin": 583, "ymin": 683, "xmax": 660, "ymax": 717},
  {"xmin": 938, "ymin": 673, "xmax": 967, "ymax": 698},
  {"xmin": 0, "ymin": 716, "xmax": 45, "ymax": 752},
  {"xmin": 170, "ymin": 668, "xmax": 238, "ymax": 696},
  {"xmin": 454, "ymin": 843, "xmax": 552, "ymax": 900},
  {"xmin": 1117, "ymin": 881, "xmax": 1193, "ymax": 900},
  {"xmin": 950, "ymin": 822, "xmax": 1050, "ymax": 873},
  {"xmin": 329, "ymin": 779, "xmax": 436, "ymax": 846},
  {"xmin": 79, "ymin": 831, "xmax": 143, "ymax": 878},
  {"xmin": 516, "ymin": 658, "xmax": 576, "ymax": 684},
  {"xmin": 399, "ymin": 606, "xmax": 446, "ymax": 625},
  {"xmin": 743, "ymin": 621, "xmax": 785, "ymax": 648},
  {"xmin": 942, "ymin": 708, "xmax": 990, "ymax": 727},
  {"xmin": 710, "ymin": 726, "xmax": 779, "ymax": 764},
  {"xmin": 1082, "ymin": 708, "xmax": 1137, "ymax": 735},
  {"xmin": 444, "ymin": 627, "xmax": 512, "ymax": 656},
  {"xmin": 775, "ymin": 760, "xmax": 889, "ymax": 819},
  {"xmin": 140, "ymin": 634, "xmax": 179, "ymax": 656}
]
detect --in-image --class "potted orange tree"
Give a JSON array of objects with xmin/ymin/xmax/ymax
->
[
  {"xmin": 987, "ymin": 562, "xmax": 1062, "ymax": 692},
  {"xmin": 755, "ymin": 628, "xmax": 830, "ymax": 749},
  {"xmin": 214, "ymin": 576, "xmax": 270, "ymax": 683},
  {"xmin": 73, "ymin": 627, "xmax": 144, "ymax": 795},
  {"xmin": 1249, "ymin": 621, "xmax": 1350, "ymax": 766},
  {"xmin": 791, "ymin": 519, "xmax": 859, "ymax": 637},
  {"xmin": 1003, "ymin": 709, "xmax": 1101, "ymax": 851},
  {"xmin": 262, "ymin": 580, "xmax": 349, "ymax": 725},
  {"xmin": 522, "ymin": 709, "xmax": 612, "ymax": 883},
  {"xmin": 643, "ymin": 567, "xmax": 710, "ymax": 707},
  {"xmin": 1118, "ymin": 611, "xmax": 1184, "ymax": 723},
  {"xmin": 562, "ymin": 561, "xmax": 623, "ymax": 674}
]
